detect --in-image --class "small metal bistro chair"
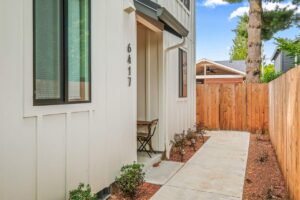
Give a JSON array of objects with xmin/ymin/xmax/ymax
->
[{"xmin": 137, "ymin": 119, "xmax": 159, "ymax": 158}]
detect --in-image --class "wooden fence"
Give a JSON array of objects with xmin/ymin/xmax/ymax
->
[
  {"xmin": 269, "ymin": 66, "xmax": 300, "ymax": 200},
  {"xmin": 196, "ymin": 83, "xmax": 269, "ymax": 132}
]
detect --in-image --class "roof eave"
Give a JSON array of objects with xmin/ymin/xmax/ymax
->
[
  {"xmin": 197, "ymin": 58, "xmax": 246, "ymax": 76},
  {"xmin": 134, "ymin": 0, "xmax": 159, "ymax": 20},
  {"xmin": 271, "ymin": 48, "xmax": 280, "ymax": 61},
  {"xmin": 134, "ymin": 0, "xmax": 189, "ymax": 38},
  {"xmin": 157, "ymin": 8, "xmax": 189, "ymax": 37}
]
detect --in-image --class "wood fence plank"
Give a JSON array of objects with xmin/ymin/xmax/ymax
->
[
  {"xmin": 231, "ymin": 84, "xmax": 236, "ymax": 130},
  {"xmin": 252, "ymin": 84, "xmax": 258, "ymax": 132},
  {"xmin": 212, "ymin": 84, "xmax": 219, "ymax": 129},
  {"xmin": 263, "ymin": 84, "xmax": 269, "ymax": 131},
  {"xmin": 296, "ymin": 67, "xmax": 300, "ymax": 200},
  {"xmin": 196, "ymin": 83, "xmax": 268, "ymax": 132},
  {"xmin": 204, "ymin": 84, "xmax": 208, "ymax": 128},
  {"xmin": 242, "ymin": 84, "xmax": 247, "ymax": 130},
  {"xmin": 235, "ymin": 84, "xmax": 242, "ymax": 130},
  {"xmin": 268, "ymin": 66, "xmax": 300, "ymax": 200},
  {"xmin": 216, "ymin": 84, "xmax": 220, "ymax": 129},
  {"xmin": 246, "ymin": 84, "xmax": 252, "ymax": 131}
]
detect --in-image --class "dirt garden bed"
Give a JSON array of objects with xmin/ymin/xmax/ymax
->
[
  {"xmin": 110, "ymin": 133, "xmax": 209, "ymax": 200},
  {"xmin": 109, "ymin": 182, "xmax": 160, "ymax": 200},
  {"xmin": 168, "ymin": 136, "xmax": 210, "ymax": 163},
  {"xmin": 243, "ymin": 134, "xmax": 289, "ymax": 200}
]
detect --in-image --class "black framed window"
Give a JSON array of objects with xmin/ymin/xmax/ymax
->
[
  {"xmin": 180, "ymin": 0, "xmax": 190, "ymax": 10},
  {"xmin": 34, "ymin": 0, "xmax": 91, "ymax": 105},
  {"xmin": 179, "ymin": 49, "xmax": 188, "ymax": 98}
]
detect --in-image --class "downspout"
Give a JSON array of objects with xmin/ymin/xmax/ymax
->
[{"xmin": 163, "ymin": 37, "xmax": 186, "ymax": 158}]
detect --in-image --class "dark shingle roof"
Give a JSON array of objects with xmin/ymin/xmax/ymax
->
[{"xmin": 215, "ymin": 60, "xmax": 246, "ymax": 73}]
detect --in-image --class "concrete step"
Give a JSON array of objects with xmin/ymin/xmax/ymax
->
[
  {"xmin": 137, "ymin": 152, "xmax": 162, "ymax": 171},
  {"xmin": 145, "ymin": 161, "xmax": 184, "ymax": 185}
]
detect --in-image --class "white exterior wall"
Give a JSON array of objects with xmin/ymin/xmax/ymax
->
[
  {"xmin": 0, "ymin": 0, "xmax": 195, "ymax": 199},
  {"xmin": 157, "ymin": 0, "xmax": 197, "ymax": 153},
  {"xmin": 0, "ymin": 0, "xmax": 137, "ymax": 199}
]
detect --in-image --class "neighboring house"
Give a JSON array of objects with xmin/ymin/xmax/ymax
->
[
  {"xmin": 0, "ymin": 0, "xmax": 196, "ymax": 199},
  {"xmin": 271, "ymin": 49, "xmax": 298, "ymax": 73},
  {"xmin": 196, "ymin": 59, "xmax": 246, "ymax": 84}
]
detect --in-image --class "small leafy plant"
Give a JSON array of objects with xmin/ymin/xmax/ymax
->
[
  {"xmin": 69, "ymin": 183, "xmax": 96, "ymax": 200},
  {"xmin": 255, "ymin": 128, "xmax": 270, "ymax": 142},
  {"xmin": 171, "ymin": 131, "xmax": 188, "ymax": 162},
  {"xmin": 257, "ymin": 151, "xmax": 269, "ymax": 163},
  {"xmin": 115, "ymin": 163, "xmax": 145, "ymax": 199},
  {"xmin": 266, "ymin": 185, "xmax": 282, "ymax": 200},
  {"xmin": 186, "ymin": 129, "xmax": 198, "ymax": 151},
  {"xmin": 195, "ymin": 122, "xmax": 207, "ymax": 143}
]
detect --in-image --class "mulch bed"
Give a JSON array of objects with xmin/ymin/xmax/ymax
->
[
  {"xmin": 243, "ymin": 134, "xmax": 289, "ymax": 200},
  {"xmin": 109, "ymin": 136, "xmax": 209, "ymax": 200},
  {"xmin": 110, "ymin": 136, "xmax": 209, "ymax": 199},
  {"xmin": 168, "ymin": 136, "xmax": 210, "ymax": 163},
  {"xmin": 109, "ymin": 182, "xmax": 161, "ymax": 200}
]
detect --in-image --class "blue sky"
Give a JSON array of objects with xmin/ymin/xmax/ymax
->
[{"xmin": 196, "ymin": 0, "xmax": 299, "ymax": 63}]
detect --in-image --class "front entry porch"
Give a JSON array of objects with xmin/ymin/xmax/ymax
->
[
  {"xmin": 137, "ymin": 151, "xmax": 162, "ymax": 170},
  {"xmin": 136, "ymin": 12, "xmax": 165, "ymax": 162}
]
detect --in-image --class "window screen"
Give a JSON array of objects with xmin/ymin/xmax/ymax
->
[
  {"xmin": 34, "ymin": 0, "xmax": 91, "ymax": 105},
  {"xmin": 179, "ymin": 49, "xmax": 188, "ymax": 98}
]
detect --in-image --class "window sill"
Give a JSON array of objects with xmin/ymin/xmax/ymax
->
[
  {"xmin": 177, "ymin": 97, "xmax": 188, "ymax": 102},
  {"xmin": 23, "ymin": 102, "xmax": 95, "ymax": 118}
]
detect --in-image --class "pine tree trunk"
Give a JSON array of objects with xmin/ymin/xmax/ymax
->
[{"xmin": 246, "ymin": 0, "xmax": 262, "ymax": 83}]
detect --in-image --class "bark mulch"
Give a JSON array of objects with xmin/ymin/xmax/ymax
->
[
  {"xmin": 243, "ymin": 134, "xmax": 289, "ymax": 200},
  {"xmin": 109, "ymin": 182, "xmax": 160, "ymax": 200},
  {"xmin": 168, "ymin": 136, "xmax": 210, "ymax": 163}
]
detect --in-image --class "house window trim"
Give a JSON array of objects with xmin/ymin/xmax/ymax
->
[
  {"xmin": 33, "ymin": 0, "xmax": 92, "ymax": 106},
  {"xmin": 177, "ymin": 0, "xmax": 191, "ymax": 14},
  {"xmin": 178, "ymin": 48, "xmax": 188, "ymax": 99}
]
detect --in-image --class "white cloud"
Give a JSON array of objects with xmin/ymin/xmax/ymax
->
[
  {"xmin": 263, "ymin": 2, "xmax": 298, "ymax": 11},
  {"xmin": 229, "ymin": 2, "xmax": 300, "ymax": 20},
  {"xmin": 229, "ymin": 6, "xmax": 249, "ymax": 19},
  {"xmin": 203, "ymin": 0, "xmax": 228, "ymax": 8}
]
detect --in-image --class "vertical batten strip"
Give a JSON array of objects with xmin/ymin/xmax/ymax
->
[
  {"xmin": 87, "ymin": 110, "xmax": 93, "ymax": 184},
  {"xmin": 65, "ymin": 112, "xmax": 71, "ymax": 199},
  {"xmin": 36, "ymin": 115, "xmax": 43, "ymax": 200}
]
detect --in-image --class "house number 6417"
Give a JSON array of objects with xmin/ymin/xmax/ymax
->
[
  {"xmin": 127, "ymin": 44, "xmax": 132, "ymax": 53},
  {"xmin": 127, "ymin": 43, "xmax": 132, "ymax": 87}
]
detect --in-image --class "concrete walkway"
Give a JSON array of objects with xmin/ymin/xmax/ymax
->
[{"xmin": 151, "ymin": 131, "xmax": 250, "ymax": 200}]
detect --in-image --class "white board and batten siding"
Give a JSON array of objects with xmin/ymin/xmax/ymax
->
[
  {"xmin": 157, "ymin": 0, "xmax": 197, "ymax": 153},
  {"xmin": 0, "ymin": 0, "xmax": 196, "ymax": 199}
]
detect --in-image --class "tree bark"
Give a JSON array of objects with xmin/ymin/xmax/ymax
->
[{"xmin": 246, "ymin": 0, "xmax": 262, "ymax": 83}]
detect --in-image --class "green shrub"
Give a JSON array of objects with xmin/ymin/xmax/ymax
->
[
  {"xmin": 260, "ymin": 70, "xmax": 282, "ymax": 83},
  {"xmin": 69, "ymin": 183, "xmax": 96, "ymax": 200},
  {"xmin": 115, "ymin": 163, "xmax": 145, "ymax": 198},
  {"xmin": 275, "ymin": 37, "xmax": 300, "ymax": 65},
  {"xmin": 261, "ymin": 64, "xmax": 282, "ymax": 83}
]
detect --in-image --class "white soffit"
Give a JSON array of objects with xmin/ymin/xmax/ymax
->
[
  {"xmin": 196, "ymin": 75, "xmax": 245, "ymax": 79},
  {"xmin": 197, "ymin": 58, "xmax": 246, "ymax": 76}
]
